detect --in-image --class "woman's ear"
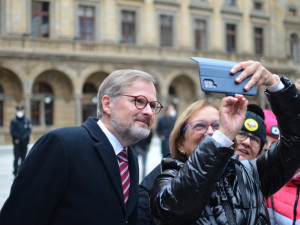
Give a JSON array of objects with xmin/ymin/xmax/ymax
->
[{"xmin": 178, "ymin": 144, "xmax": 185, "ymax": 155}]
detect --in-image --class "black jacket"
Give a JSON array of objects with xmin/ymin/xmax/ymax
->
[
  {"xmin": 10, "ymin": 116, "xmax": 31, "ymax": 144},
  {"xmin": 1, "ymin": 117, "xmax": 139, "ymax": 225},
  {"xmin": 150, "ymin": 77, "xmax": 300, "ymax": 225}
]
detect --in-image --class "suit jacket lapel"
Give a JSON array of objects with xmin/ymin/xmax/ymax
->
[
  {"xmin": 82, "ymin": 117, "xmax": 139, "ymax": 215},
  {"xmin": 82, "ymin": 117, "xmax": 124, "ymax": 209}
]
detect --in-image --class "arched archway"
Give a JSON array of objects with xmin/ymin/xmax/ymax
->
[
  {"xmin": 82, "ymin": 71, "xmax": 108, "ymax": 121},
  {"xmin": 32, "ymin": 69, "xmax": 74, "ymax": 128},
  {"xmin": 169, "ymin": 75, "xmax": 196, "ymax": 116}
]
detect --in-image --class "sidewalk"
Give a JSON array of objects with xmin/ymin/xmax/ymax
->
[
  {"xmin": 0, "ymin": 145, "xmax": 14, "ymax": 209},
  {"xmin": 0, "ymin": 138, "xmax": 162, "ymax": 209}
]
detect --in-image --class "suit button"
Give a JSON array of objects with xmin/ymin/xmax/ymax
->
[{"xmin": 125, "ymin": 220, "xmax": 128, "ymax": 224}]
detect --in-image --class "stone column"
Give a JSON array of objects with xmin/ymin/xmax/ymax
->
[
  {"xmin": 75, "ymin": 94, "xmax": 82, "ymax": 126},
  {"xmin": 24, "ymin": 93, "xmax": 31, "ymax": 119}
]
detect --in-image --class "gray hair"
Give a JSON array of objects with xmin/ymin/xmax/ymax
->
[{"xmin": 97, "ymin": 69, "xmax": 156, "ymax": 118}]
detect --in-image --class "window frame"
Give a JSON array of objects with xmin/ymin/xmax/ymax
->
[
  {"xmin": 118, "ymin": 5, "xmax": 140, "ymax": 45},
  {"xmin": 226, "ymin": 23, "xmax": 237, "ymax": 52},
  {"xmin": 254, "ymin": 27, "xmax": 264, "ymax": 55},
  {"xmin": 290, "ymin": 33, "xmax": 299, "ymax": 62},
  {"xmin": 29, "ymin": 0, "xmax": 52, "ymax": 38},
  {"xmin": 31, "ymin": 82, "xmax": 54, "ymax": 127},
  {"xmin": 120, "ymin": 10, "xmax": 136, "ymax": 44},
  {"xmin": 74, "ymin": 1, "xmax": 101, "ymax": 41},
  {"xmin": 77, "ymin": 5, "xmax": 95, "ymax": 41},
  {"xmin": 194, "ymin": 18, "xmax": 207, "ymax": 50}
]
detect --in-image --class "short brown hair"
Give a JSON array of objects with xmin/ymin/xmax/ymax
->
[{"xmin": 169, "ymin": 99, "xmax": 220, "ymax": 162}]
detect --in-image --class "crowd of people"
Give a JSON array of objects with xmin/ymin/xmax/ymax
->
[{"xmin": 1, "ymin": 60, "xmax": 300, "ymax": 225}]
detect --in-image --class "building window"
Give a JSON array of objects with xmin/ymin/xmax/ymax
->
[
  {"xmin": 288, "ymin": 8, "xmax": 297, "ymax": 17},
  {"xmin": 225, "ymin": 0, "xmax": 235, "ymax": 6},
  {"xmin": 254, "ymin": 1, "xmax": 264, "ymax": 11},
  {"xmin": 120, "ymin": 10, "xmax": 136, "ymax": 44},
  {"xmin": 0, "ymin": 85, "xmax": 3, "ymax": 127},
  {"xmin": 254, "ymin": 27, "xmax": 264, "ymax": 54},
  {"xmin": 160, "ymin": 15, "xmax": 173, "ymax": 46},
  {"xmin": 194, "ymin": 19, "xmax": 206, "ymax": 50},
  {"xmin": 82, "ymin": 83, "xmax": 97, "ymax": 121},
  {"xmin": 291, "ymin": 33, "xmax": 299, "ymax": 62},
  {"xmin": 226, "ymin": 24, "xmax": 236, "ymax": 52},
  {"xmin": 78, "ymin": 5, "xmax": 95, "ymax": 41},
  {"xmin": 31, "ymin": 1, "xmax": 50, "ymax": 37},
  {"xmin": 31, "ymin": 82, "xmax": 54, "ymax": 126}
]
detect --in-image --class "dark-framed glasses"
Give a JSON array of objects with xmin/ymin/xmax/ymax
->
[
  {"xmin": 121, "ymin": 95, "xmax": 163, "ymax": 115},
  {"xmin": 182, "ymin": 120, "xmax": 219, "ymax": 134},
  {"xmin": 236, "ymin": 131, "xmax": 261, "ymax": 147}
]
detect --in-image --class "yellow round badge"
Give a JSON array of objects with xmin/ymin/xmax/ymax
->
[{"xmin": 244, "ymin": 118, "xmax": 258, "ymax": 131}]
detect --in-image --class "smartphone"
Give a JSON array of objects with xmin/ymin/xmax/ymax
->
[{"xmin": 191, "ymin": 57, "xmax": 257, "ymax": 96}]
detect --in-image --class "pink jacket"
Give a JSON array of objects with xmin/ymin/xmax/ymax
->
[{"xmin": 266, "ymin": 172, "xmax": 300, "ymax": 225}]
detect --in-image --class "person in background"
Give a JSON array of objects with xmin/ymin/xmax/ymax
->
[
  {"xmin": 266, "ymin": 170, "xmax": 300, "ymax": 225},
  {"xmin": 156, "ymin": 104, "xmax": 176, "ymax": 158},
  {"xmin": 235, "ymin": 104, "xmax": 267, "ymax": 160},
  {"xmin": 137, "ymin": 100, "xmax": 219, "ymax": 225},
  {"xmin": 0, "ymin": 69, "xmax": 162, "ymax": 225},
  {"xmin": 263, "ymin": 109, "xmax": 300, "ymax": 225},
  {"xmin": 262, "ymin": 109, "xmax": 280, "ymax": 153},
  {"xmin": 9, "ymin": 106, "xmax": 32, "ymax": 177},
  {"xmin": 149, "ymin": 60, "xmax": 300, "ymax": 225},
  {"xmin": 132, "ymin": 129, "xmax": 153, "ymax": 180}
]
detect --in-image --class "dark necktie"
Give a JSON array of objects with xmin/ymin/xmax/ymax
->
[{"xmin": 117, "ymin": 149, "xmax": 130, "ymax": 208}]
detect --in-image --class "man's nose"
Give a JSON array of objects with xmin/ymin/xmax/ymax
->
[{"xmin": 141, "ymin": 103, "xmax": 154, "ymax": 116}]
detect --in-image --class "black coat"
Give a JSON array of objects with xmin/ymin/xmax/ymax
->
[
  {"xmin": 10, "ymin": 116, "xmax": 31, "ymax": 144},
  {"xmin": 150, "ymin": 77, "xmax": 300, "ymax": 225},
  {"xmin": 138, "ymin": 164, "xmax": 161, "ymax": 225},
  {"xmin": 0, "ymin": 117, "xmax": 139, "ymax": 225}
]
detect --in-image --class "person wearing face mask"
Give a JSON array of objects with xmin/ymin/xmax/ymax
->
[
  {"xmin": 156, "ymin": 104, "xmax": 177, "ymax": 158},
  {"xmin": 10, "ymin": 106, "xmax": 32, "ymax": 177}
]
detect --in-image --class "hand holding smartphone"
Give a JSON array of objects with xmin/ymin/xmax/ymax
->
[{"xmin": 191, "ymin": 57, "xmax": 258, "ymax": 96}]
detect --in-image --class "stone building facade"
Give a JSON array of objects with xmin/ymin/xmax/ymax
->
[{"xmin": 0, "ymin": 0, "xmax": 299, "ymax": 145}]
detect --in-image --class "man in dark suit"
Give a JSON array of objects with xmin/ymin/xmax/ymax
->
[{"xmin": 0, "ymin": 69, "xmax": 163, "ymax": 225}]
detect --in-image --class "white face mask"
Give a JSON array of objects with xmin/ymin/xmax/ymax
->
[
  {"xmin": 170, "ymin": 109, "xmax": 176, "ymax": 117},
  {"xmin": 16, "ymin": 111, "xmax": 24, "ymax": 118}
]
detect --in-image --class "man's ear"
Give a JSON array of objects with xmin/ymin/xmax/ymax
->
[{"xmin": 102, "ymin": 95, "xmax": 113, "ymax": 115}]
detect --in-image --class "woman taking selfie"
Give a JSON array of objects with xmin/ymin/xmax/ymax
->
[{"xmin": 149, "ymin": 60, "xmax": 300, "ymax": 225}]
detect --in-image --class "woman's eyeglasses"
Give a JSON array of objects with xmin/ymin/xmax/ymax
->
[
  {"xmin": 182, "ymin": 120, "xmax": 219, "ymax": 134},
  {"xmin": 121, "ymin": 95, "xmax": 163, "ymax": 115},
  {"xmin": 235, "ymin": 131, "xmax": 261, "ymax": 147}
]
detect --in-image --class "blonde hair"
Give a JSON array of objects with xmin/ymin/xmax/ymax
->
[{"xmin": 169, "ymin": 99, "xmax": 220, "ymax": 162}]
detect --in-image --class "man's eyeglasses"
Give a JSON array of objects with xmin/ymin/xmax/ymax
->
[
  {"xmin": 236, "ymin": 131, "xmax": 261, "ymax": 147},
  {"xmin": 182, "ymin": 120, "xmax": 219, "ymax": 134},
  {"xmin": 121, "ymin": 95, "xmax": 163, "ymax": 115}
]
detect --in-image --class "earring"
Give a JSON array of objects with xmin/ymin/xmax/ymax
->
[{"xmin": 181, "ymin": 151, "xmax": 185, "ymax": 155}]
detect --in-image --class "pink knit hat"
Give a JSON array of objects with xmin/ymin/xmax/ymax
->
[{"xmin": 263, "ymin": 109, "xmax": 280, "ymax": 140}]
